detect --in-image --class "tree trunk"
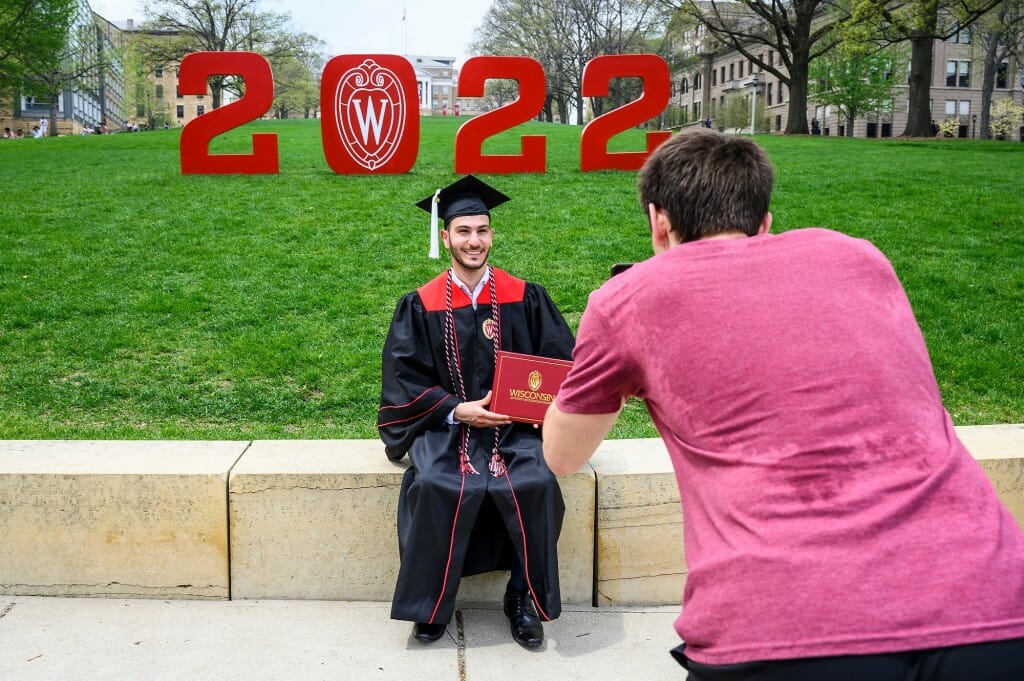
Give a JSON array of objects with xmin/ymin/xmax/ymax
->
[
  {"xmin": 47, "ymin": 97, "xmax": 58, "ymax": 136},
  {"xmin": 846, "ymin": 111, "xmax": 855, "ymax": 137},
  {"xmin": 575, "ymin": 91, "xmax": 584, "ymax": 125},
  {"xmin": 979, "ymin": 32, "xmax": 1001, "ymax": 140},
  {"xmin": 902, "ymin": 32, "xmax": 936, "ymax": 137},
  {"xmin": 784, "ymin": 54, "xmax": 810, "ymax": 134},
  {"xmin": 557, "ymin": 96, "xmax": 568, "ymax": 124}
]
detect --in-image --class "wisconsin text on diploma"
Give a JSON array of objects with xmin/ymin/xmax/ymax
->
[{"xmin": 507, "ymin": 388, "xmax": 556, "ymax": 404}]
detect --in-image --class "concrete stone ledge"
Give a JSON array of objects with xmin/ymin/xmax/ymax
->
[
  {"xmin": 587, "ymin": 424, "xmax": 1024, "ymax": 607},
  {"xmin": 2, "ymin": 425, "xmax": 1020, "ymax": 608},
  {"xmin": 0, "ymin": 440, "xmax": 246, "ymax": 599},
  {"xmin": 590, "ymin": 439, "xmax": 684, "ymax": 607},
  {"xmin": 228, "ymin": 440, "xmax": 596, "ymax": 605}
]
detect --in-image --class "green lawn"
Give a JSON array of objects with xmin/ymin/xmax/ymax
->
[{"xmin": 0, "ymin": 119, "xmax": 1022, "ymax": 439}]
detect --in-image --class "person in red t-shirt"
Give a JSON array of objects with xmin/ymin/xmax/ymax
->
[{"xmin": 543, "ymin": 129, "xmax": 1024, "ymax": 680}]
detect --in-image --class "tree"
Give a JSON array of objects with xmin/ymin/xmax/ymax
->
[
  {"xmin": 0, "ymin": 0, "xmax": 76, "ymax": 97},
  {"xmin": 140, "ymin": 0, "xmax": 313, "ymax": 109},
  {"xmin": 121, "ymin": 40, "xmax": 171, "ymax": 128},
  {"xmin": 569, "ymin": 0, "xmax": 668, "ymax": 119},
  {"xmin": 471, "ymin": 0, "xmax": 580, "ymax": 123},
  {"xmin": 975, "ymin": 0, "xmax": 1024, "ymax": 138},
  {"xmin": 717, "ymin": 91, "xmax": 768, "ymax": 131},
  {"xmin": 664, "ymin": 0, "xmax": 853, "ymax": 134},
  {"xmin": 846, "ymin": 0, "xmax": 1001, "ymax": 137},
  {"xmin": 809, "ymin": 46, "xmax": 904, "ymax": 136},
  {"xmin": 470, "ymin": 0, "xmax": 666, "ymax": 124}
]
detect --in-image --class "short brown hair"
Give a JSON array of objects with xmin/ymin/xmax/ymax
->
[{"xmin": 637, "ymin": 130, "xmax": 774, "ymax": 242}]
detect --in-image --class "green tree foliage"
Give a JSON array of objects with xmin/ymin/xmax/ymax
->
[
  {"xmin": 270, "ymin": 43, "xmax": 324, "ymax": 119},
  {"xmin": 0, "ymin": 0, "xmax": 76, "ymax": 96},
  {"xmin": 809, "ymin": 46, "xmax": 904, "ymax": 136},
  {"xmin": 716, "ymin": 91, "xmax": 769, "ymax": 131},
  {"xmin": 120, "ymin": 40, "xmax": 171, "ymax": 129}
]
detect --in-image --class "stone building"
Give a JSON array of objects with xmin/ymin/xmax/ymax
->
[
  {"xmin": 95, "ymin": 16, "xmax": 212, "ymax": 130},
  {"xmin": 671, "ymin": 15, "xmax": 1023, "ymax": 138}
]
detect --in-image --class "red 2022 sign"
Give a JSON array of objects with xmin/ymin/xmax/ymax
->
[{"xmin": 178, "ymin": 52, "xmax": 670, "ymax": 175}]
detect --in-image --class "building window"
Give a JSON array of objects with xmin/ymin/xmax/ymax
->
[
  {"xmin": 767, "ymin": 83, "xmax": 773, "ymax": 105},
  {"xmin": 729, "ymin": 63, "xmax": 734, "ymax": 80},
  {"xmin": 950, "ymin": 27, "xmax": 970, "ymax": 44},
  {"xmin": 739, "ymin": 62, "xmax": 744, "ymax": 78},
  {"xmin": 948, "ymin": 61, "xmax": 970, "ymax": 87},
  {"xmin": 176, "ymin": 105, "xmax": 184, "ymax": 118},
  {"xmin": 197, "ymin": 105, "xmax": 204, "ymax": 116},
  {"xmin": 959, "ymin": 100, "xmax": 970, "ymax": 116},
  {"xmin": 155, "ymin": 84, "xmax": 163, "ymax": 99},
  {"xmin": 720, "ymin": 66, "xmax": 725, "ymax": 83},
  {"xmin": 944, "ymin": 100, "xmax": 956, "ymax": 115},
  {"xmin": 711, "ymin": 70, "xmax": 716, "ymax": 86},
  {"xmin": 996, "ymin": 62, "xmax": 1008, "ymax": 89},
  {"xmin": 694, "ymin": 73, "xmax": 701, "ymax": 90},
  {"xmin": 155, "ymin": 67, "xmax": 163, "ymax": 77}
]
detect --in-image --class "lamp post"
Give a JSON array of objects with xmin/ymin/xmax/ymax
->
[
  {"xmin": 746, "ymin": 72, "xmax": 762, "ymax": 135},
  {"xmin": 971, "ymin": 114, "xmax": 977, "ymax": 139}
]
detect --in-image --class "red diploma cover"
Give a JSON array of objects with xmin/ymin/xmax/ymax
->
[{"xmin": 490, "ymin": 351, "xmax": 574, "ymax": 424}]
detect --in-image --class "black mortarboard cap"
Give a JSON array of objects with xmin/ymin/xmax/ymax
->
[
  {"xmin": 416, "ymin": 175, "xmax": 511, "ymax": 258},
  {"xmin": 416, "ymin": 174, "xmax": 510, "ymax": 223}
]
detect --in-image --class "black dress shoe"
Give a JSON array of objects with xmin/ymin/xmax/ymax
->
[
  {"xmin": 412, "ymin": 621, "xmax": 446, "ymax": 642},
  {"xmin": 503, "ymin": 589, "xmax": 544, "ymax": 648}
]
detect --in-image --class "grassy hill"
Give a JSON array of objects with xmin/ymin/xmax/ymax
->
[{"xmin": 0, "ymin": 118, "xmax": 1021, "ymax": 439}]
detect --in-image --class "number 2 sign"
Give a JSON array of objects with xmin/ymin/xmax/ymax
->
[{"xmin": 178, "ymin": 51, "xmax": 672, "ymax": 175}]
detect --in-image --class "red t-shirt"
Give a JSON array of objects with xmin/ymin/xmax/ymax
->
[{"xmin": 556, "ymin": 228, "xmax": 1024, "ymax": 665}]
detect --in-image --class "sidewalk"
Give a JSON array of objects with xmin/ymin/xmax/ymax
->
[{"xmin": 0, "ymin": 597, "xmax": 682, "ymax": 680}]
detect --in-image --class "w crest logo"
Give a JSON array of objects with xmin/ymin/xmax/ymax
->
[{"xmin": 321, "ymin": 55, "xmax": 419, "ymax": 174}]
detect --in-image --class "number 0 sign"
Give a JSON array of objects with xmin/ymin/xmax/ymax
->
[{"xmin": 178, "ymin": 51, "xmax": 673, "ymax": 175}]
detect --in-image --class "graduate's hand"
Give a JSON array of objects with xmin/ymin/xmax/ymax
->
[{"xmin": 454, "ymin": 390, "xmax": 512, "ymax": 428}]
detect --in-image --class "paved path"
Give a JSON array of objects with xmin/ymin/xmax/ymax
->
[{"xmin": 0, "ymin": 597, "xmax": 683, "ymax": 680}]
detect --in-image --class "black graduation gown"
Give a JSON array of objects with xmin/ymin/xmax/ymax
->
[{"xmin": 378, "ymin": 267, "xmax": 575, "ymax": 625}]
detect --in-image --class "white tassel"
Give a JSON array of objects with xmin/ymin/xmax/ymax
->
[{"xmin": 429, "ymin": 188, "xmax": 441, "ymax": 259}]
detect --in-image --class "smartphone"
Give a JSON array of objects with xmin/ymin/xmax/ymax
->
[{"xmin": 610, "ymin": 263, "xmax": 633, "ymax": 277}]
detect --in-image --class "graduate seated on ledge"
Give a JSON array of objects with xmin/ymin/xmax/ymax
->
[{"xmin": 377, "ymin": 175, "xmax": 575, "ymax": 648}]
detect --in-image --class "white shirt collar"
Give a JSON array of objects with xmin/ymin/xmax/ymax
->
[{"xmin": 450, "ymin": 267, "xmax": 491, "ymax": 309}]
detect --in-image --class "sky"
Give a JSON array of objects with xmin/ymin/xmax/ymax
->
[{"xmin": 89, "ymin": 0, "xmax": 495, "ymax": 67}]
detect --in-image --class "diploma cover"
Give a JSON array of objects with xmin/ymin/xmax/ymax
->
[{"xmin": 490, "ymin": 351, "xmax": 574, "ymax": 424}]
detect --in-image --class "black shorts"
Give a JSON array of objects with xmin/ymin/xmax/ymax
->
[{"xmin": 672, "ymin": 636, "xmax": 1024, "ymax": 681}]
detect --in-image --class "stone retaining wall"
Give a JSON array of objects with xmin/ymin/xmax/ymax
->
[{"xmin": 2, "ymin": 424, "xmax": 1022, "ymax": 606}]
